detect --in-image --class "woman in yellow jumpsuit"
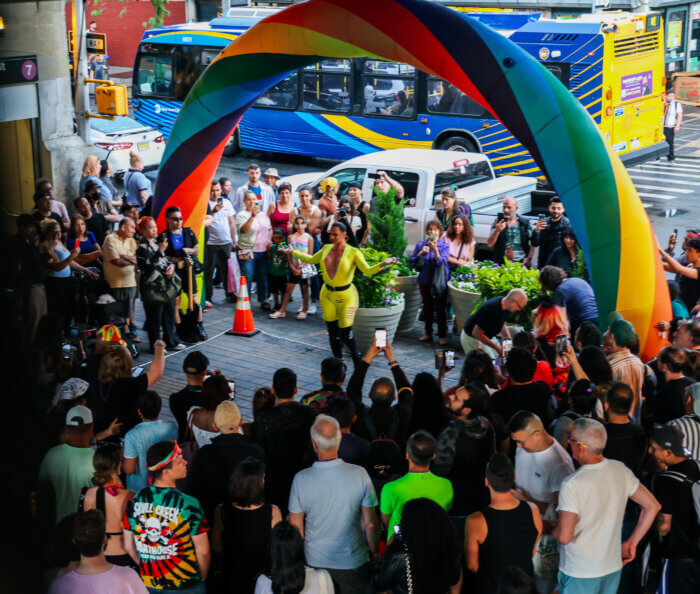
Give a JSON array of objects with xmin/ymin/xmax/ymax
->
[{"xmin": 290, "ymin": 221, "xmax": 397, "ymax": 363}]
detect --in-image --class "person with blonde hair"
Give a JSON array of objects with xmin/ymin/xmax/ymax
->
[
  {"xmin": 95, "ymin": 342, "xmax": 165, "ymax": 440},
  {"xmin": 79, "ymin": 155, "xmax": 111, "ymax": 200},
  {"xmin": 124, "ymin": 151, "xmax": 151, "ymax": 208}
]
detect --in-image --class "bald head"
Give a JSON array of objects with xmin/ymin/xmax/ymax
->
[
  {"xmin": 504, "ymin": 288, "xmax": 528, "ymax": 312},
  {"xmin": 310, "ymin": 414, "xmax": 341, "ymax": 453},
  {"xmin": 502, "ymin": 197, "xmax": 518, "ymax": 219}
]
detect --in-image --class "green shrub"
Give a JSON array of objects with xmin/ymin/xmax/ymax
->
[
  {"xmin": 353, "ymin": 247, "xmax": 404, "ymax": 309},
  {"xmin": 368, "ymin": 191, "xmax": 407, "ymax": 258}
]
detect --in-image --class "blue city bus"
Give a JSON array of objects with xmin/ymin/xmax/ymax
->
[{"xmin": 131, "ymin": 8, "xmax": 666, "ymax": 177}]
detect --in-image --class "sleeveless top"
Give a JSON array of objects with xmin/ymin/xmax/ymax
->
[
  {"xmin": 221, "ymin": 504, "xmax": 272, "ymax": 593},
  {"xmin": 478, "ymin": 501, "xmax": 538, "ymax": 593},
  {"xmin": 289, "ymin": 232, "xmax": 312, "ymax": 265},
  {"xmin": 352, "ymin": 201, "xmax": 369, "ymax": 245},
  {"xmin": 187, "ymin": 406, "xmax": 218, "ymax": 447},
  {"xmin": 269, "ymin": 202, "xmax": 292, "ymax": 236},
  {"xmin": 47, "ymin": 245, "xmax": 72, "ymax": 278}
]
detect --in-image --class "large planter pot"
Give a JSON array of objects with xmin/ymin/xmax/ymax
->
[
  {"xmin": 448, "ymin": 282, "xmax": 480, "ymax": 334},
  {"xmin": 353, "ymin": 301, "xmax": 405, "ymax": 353},
  {"xmin": 394, "ymin": 274, "xmax": 421, "ymax": 334}
]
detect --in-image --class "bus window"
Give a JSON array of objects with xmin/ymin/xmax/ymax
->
[
  {"xmin": 364, "ymin": 60, "xmax": 416, "ymax": 77},
  {"xmin": 363, "ymin": 78, "xmax": 415, "ymax": 117},
  {"xmin": 200, "ymin": 49, "xmax": 220, "ymax": 71},
  {"xmin": 427, "ymin": 78, "xmax": 488, "ymax": 118},
  {"xmin": 302, "ymin": 71, "xmax": 352, "ymax": 112},
  {"xmin": 543, "ymin": 63, "xmax": 570, "ymax": 87},
  {"xmin": 255, "ymin": 73, "xmax": 299, "ymax": 109},
  {"xmin": 135, "ymin": 53, "xmax": 173, "ymax": 97}
]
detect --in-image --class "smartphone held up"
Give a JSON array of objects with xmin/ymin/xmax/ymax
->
[{"xmin": 375, "ymin": 328, "xmax": 387, "ymax": 349}]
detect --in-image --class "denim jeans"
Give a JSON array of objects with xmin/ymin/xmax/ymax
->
[
  {"xmin": 147, "ymin": 581, "xmax": 206, "ymax": 594},
  {"xmin": 238, "ymin": 250, "xmax": 268, "ymax": 303}
]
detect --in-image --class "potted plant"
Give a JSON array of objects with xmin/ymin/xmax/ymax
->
[
  {"xmin": 352, "ymin": 247, "xmax": 405, "ymax": 352},
  {"xmin": 368, "ymin": 187, "xmax": 419, "ymax": 333},
  {"xmin": 448, "ymin": 264, "xmax": 481, "ymax": 334},
  {"xmin": 470, "ymin": 259, "xmax": 542, "ymax": 330}
]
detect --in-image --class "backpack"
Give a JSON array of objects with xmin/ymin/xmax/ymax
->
[
  {"xmin": 661, "ymin": 459, "xmax": 700, "ymax": 560},
  {"xmin": 365, "ymin": 409, "xmax": 403, "ymax": 494}
]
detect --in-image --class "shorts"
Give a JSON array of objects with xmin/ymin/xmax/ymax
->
[
  {"xmin": 110, "ymin": 286, "xmax": 137, "ymax": 318},
  {"xmin": 288, "ymin": 272, "xmax": 308, "ymax": 286},
  {"xmin": 268, "ymin": 273, "xmax": 287, "ymax": 294},
  {"xmin": 558, "ymin": 570, "xmax": 621, "ymax": 594}
]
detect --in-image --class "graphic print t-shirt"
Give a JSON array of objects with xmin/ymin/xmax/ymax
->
[{"xmin": 123, "ymin": 486, "xmax": 209, "ymax": 590}]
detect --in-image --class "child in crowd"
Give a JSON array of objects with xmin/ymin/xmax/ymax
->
[
  {"xmin": 267, "ymin": 228, "xmax": 290, "ymax": 312},
  {"xmin": 270, "ymin": 216, "xmax": 314, "ymax": 320}
]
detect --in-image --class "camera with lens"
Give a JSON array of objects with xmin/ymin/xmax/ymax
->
[{"xmin": 338, "ymin": 207, "xmax": 349, "ymax": 217}]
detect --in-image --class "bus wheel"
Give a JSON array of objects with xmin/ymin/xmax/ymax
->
[
  {"xmin": 437, "ymin": 135, "xmax": 477, "ymax": 153},
  {"xmin": 222, "ymin": 129, "xmax": 240, "ymax": 157}
]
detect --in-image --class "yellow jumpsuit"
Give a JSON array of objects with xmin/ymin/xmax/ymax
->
[{"xmin": 293, "ymin": 243, "xmax": 383, "ymax": 328}]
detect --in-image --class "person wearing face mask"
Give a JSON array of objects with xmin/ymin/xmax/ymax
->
[
  {"xmin": 531, "ymin": 197, "xmax": 571, "ymax": 269},
  {"xmin": 84, "ymin": 180, "xmax": 120, "ymax": 223},
  {"xmin": 486, "ymin": 197, "xmax": 535, "ymax": 266}
]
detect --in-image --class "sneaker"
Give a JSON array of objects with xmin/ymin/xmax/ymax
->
[
  {"xmin": 307, "ymin": 303, "xmax": 318, "ymax": 315},
  {"xmin": 250, "ymin": 283, "xmax": 257, "ymax": 294},
  {"xmin": 205, "ymin": 301, "xmax": 214, "ymax": 309},
  {"xmin": 172, "ymin": 343, "xmax": 186, "ymax": 351}
]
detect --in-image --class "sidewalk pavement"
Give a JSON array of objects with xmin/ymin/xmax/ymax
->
[{"xmin": 133, "ymin": 284, "xmax": 463, "ymax": 427}]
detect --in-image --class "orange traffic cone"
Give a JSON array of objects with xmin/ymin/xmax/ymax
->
[{"xmin": 226, "ymin": 276, "xmax": 260, "ymax": 337}]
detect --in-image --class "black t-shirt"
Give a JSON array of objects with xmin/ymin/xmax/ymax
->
[
  {"xmin": 464, "ymin": 297, "xmax": 509, "ymax": 339},
  {"xmin": 169, "ymin": 385, "xmax": 203, "ymax": 441},
  {"xmin": 33, "ymin": 211, "xmax": 65, "ymax": 237},
  {"xmin": 85, "ymin": 212, "xmax": 110, "ymax": 245},
  {"xmin": 679, "ymin": 268, "xmax": 700, "ymax": 312},
  {"xmin": 603, "ymin": 421, "xmax": 647, "ymax": 475},
  {"xmin": 491, "ymin": 382, "xmax": 554, "ymax": 431},
  {"xmin": 652, "ymin": 377, "xmax": 696, "ymax": 425},
  {"xmin": 253, "ymin": 401, "xmax": 318, "ymax": 454},
  {"xmin": 94, "ymin": 373, "xmax": 148, "ymax": 436},
  {"xmin": 653, "ymin": 458, "xmax": 700, "ymax": 559}
]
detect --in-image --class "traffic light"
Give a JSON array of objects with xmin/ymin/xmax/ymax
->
[{"xmin": 96, "ymin": 84, "xmax": 128, "ymax": 116}]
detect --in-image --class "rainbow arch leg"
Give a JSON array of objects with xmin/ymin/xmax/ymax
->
[{"xmin": 152, "ymin": 0, "xmax": 670, "ymax": 359}]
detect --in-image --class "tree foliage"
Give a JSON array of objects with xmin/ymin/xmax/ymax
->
[
  {"xmin": 368, "ymin": 192, "xmax": 407, "ymax": 258},
  {"xmin": 90, "ymin": 0, "xmax": 171, "ymax": 28}
]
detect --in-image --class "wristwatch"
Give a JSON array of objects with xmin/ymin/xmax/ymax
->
[{"xmin": 387, "ymin": 360, "xmax": 398, "ymax": 367}]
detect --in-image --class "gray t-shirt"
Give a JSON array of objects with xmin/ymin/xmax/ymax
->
[{"xmin": 289, "ymin": 458, "xmax": 377, "ymax": 570}]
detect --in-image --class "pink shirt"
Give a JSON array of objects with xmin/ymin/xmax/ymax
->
[
  {"xmin": 443, "ymin": 235, "xmax": 474, "ymax": 264},
  {"xmin": 48, "ymin": 565, "xmax": 148, "ymax": 593}
]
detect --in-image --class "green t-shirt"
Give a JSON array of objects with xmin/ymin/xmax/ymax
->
[
  {"xmin": 38, "ymin": 444, "xmax": 95, "ymax": 523},
  {"xmin": 123, "ymin": 486, "xmax": 209, "ymax": 590},
  {"xmin": 269, "ymin": 243, "xmax": 289, "ymax": 276},
  {"xmin": 380, "ymin": 471, "xmax": 453, "ymax": 535}
]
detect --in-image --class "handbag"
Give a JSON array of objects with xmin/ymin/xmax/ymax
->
[
  {"xmin": 176, "ymin": 410, "xmax": 200, "ymax": 490},
  {"xmin": 143, "ymin": 268, "xmax": 182, "ymax": 303},
  {"xmin": 431, "ymin": 260, "xmax": 447, "ymax": 299},
  {"xmin": 300, "ymin": 263, "xmax": 318, "ymax": 279},
  {"xmin": 238, "ymin": 249, "xmax": 254, "ymax": 261},
  {"xmin": 227, "ymin": 256, "xmax": 241, "ymax": 294}
]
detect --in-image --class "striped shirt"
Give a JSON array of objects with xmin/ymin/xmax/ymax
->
[
  {"xmin": 669, "ymin": 414, "xmax": 700, "ymax": 460},
  {"xmin": 608, "ymin": 350, "xmax": 645, "ymax": 423}
]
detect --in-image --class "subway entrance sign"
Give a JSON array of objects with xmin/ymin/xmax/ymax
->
[{"xmin": 0, "ymin": 55, "xmax": 38, "ymax": 86}]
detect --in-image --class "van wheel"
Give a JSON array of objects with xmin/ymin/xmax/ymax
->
[
  {"xmin": 222, "ymin": 129, "xmax": 240, "ymax": 157},
  {"xmin": 437, "ymin": 135, "xmax": 477, "ymax": 153}
]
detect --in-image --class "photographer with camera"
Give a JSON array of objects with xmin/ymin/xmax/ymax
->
[
  {"xmin": 486, "ymin": 197, "xmax": 534, "ymax": 266},
  {"xmin": 321, "ymin": 196, "xmax": 357, "ymax": 246}
]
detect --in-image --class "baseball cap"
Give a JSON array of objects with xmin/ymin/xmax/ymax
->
[
  {"xmin": 651, "ymin": 424, "xmax": 690, "ymax": 457},
  {"xmin": 687, "ymin": 382, "xmax": 700, "ymax": 416},
  {"xmin": 263, "ymin": 167, "xmax": 279, "ymax": 179},
  {"xmin": 66, "ymin": 405, "xmax": 94, "ymax": 426},
  {"xmin": 608, "ymin": 312, "xmax": 636, "ymax": 347},
  {"xmin": 348, "ymin": 181, "xmax": 362, "ymax": 190},
  {"xmin": 183, "ymin": 351, "xmax": 209, "ymax": 375},
  {"xmin": 213, "ymin": 401, "xmax": 241, "ymax": 431},
  {"xmin": 97, "ymin": 324, "xmax": 127, "ymax": 346}
]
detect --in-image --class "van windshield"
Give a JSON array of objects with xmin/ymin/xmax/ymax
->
[{"xmin": 434, "ymin": 160, "xmax": 493, "ymax": 191}]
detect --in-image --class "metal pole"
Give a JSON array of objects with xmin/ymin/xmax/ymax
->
[{"xmin": 74, "ymin": 0, "xmax": 90, "ymax": 142}]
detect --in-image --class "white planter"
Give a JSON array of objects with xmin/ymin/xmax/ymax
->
[
  {"xmin": 352, "ymin": 302, "xmax": 405, "ymax": 353},
  {"xmin": 448, "ymin": 282, "xmax": 480, "ymax": 334},
  {"xmin": 394, "ymin": 274, "xmax": 421, "ymax": 334}
]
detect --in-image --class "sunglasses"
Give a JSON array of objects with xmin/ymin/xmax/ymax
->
[
  {"xmin": 169, "ymin": 217, "xmax": 183, "ymax": 221},
  {"xmin": 567, "ymin": 438, "xmax": 587, "ymax": 449}
]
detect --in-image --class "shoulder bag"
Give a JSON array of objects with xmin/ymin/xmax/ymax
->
[{"xmin": 431, "ymin": 259, "xmax": 447, "ymax": 299}]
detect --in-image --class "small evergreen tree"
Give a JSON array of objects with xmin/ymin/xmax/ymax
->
[{"xmin": 368, "ymin": 192, "xmax": 407, "ymax": 258}]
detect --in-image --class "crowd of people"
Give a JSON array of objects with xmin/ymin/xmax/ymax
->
[{"xmin": 6, "ymin": 156, "xmax": 700, "ymax": 594}]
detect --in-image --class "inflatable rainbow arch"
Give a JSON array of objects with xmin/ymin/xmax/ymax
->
[{"xmin": 152, "ymin": 0, "xmax": 670, "ymax": 359}]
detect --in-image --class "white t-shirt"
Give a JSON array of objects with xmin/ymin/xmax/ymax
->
[
  {"xmin": 515, "ymin": 439, "xmax": 574, "ymax": 504},
  {"xmin": 254, "ymin": 568, "xmax": 333, "ymax": 594},
  {"xmin": 557, "ymin": 458, "xmax": 639, "ymax": 578},
  {"xmin": 663, "ymin": 100, "xmax": 683, "ymax": 128},
  {"xmin": 207, "ymin": 199, "xmax": 235, "ymax": 245}
]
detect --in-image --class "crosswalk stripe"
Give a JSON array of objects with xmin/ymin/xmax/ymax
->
[
  {"xmin": 637, "ymin": 192, "xmax": 677, "ymax": 200},
  {"xmin": 630, "ymin": 174, "xmax": 700, "ymax": 184},
  {"xmin": 641, "ymin": 164, "xmax": 700, "ymax": 173},
  {"xmin": 633, "ymin": 184, "xmax": 692, "ymax": 194}
]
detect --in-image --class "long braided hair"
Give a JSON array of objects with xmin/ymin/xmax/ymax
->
[{"xmin": 400, "ymin": 498, "xmax": 460, "ymax": 593}]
